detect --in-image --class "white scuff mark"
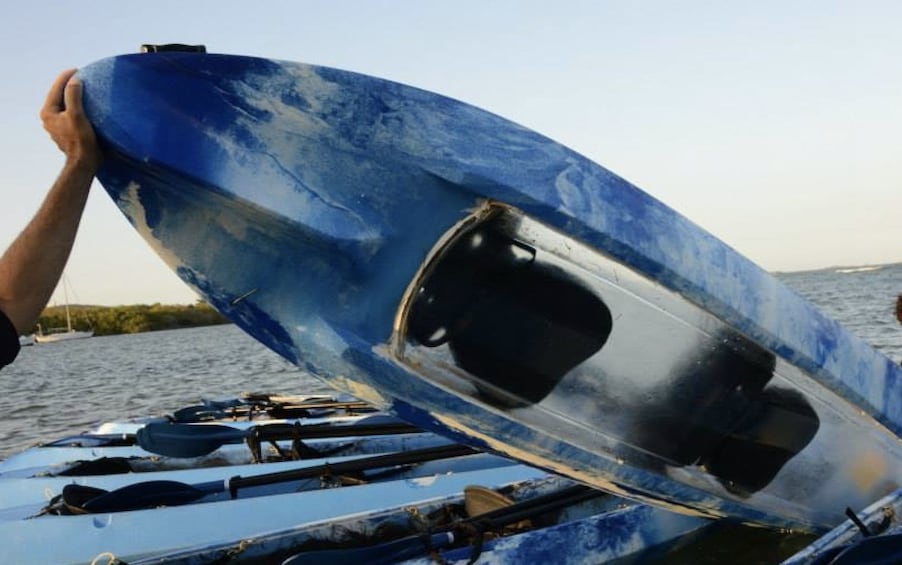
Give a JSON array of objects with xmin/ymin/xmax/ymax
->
[
  {"xmin": 329, "ymin": 375, "xmax": 389, "ymax": 408},
  {"xmin": 230, "ymin": 288, "xmax": 258, "ymax": 305},
  {"xmin": 200, "ymin": 71, "xmax": 378, "ymax": 243},
  {"xmin": 119, "ymin": 181, "xmax": 184, "ymax": 272},
  {"xmin": 407, "ymin": 475, "xmax": 439, "ymax": 488}
]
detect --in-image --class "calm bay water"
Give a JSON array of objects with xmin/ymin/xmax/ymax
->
[
  {"xmin": 0, "ymin": 324, "xmax": 331, "ymax": 460},
  {"xmin": 2, "ymin": 264, "xmax": 901, "ymax": 461}
]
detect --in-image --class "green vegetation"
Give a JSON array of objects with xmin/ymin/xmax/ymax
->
[{"xmin": 35, "ymin": 302, "xmax": 230, "ymax": 336}]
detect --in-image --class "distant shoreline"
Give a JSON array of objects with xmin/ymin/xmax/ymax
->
[{"xmin": 34, "ymin": 302, "xmax": 229, "ymax": 336}]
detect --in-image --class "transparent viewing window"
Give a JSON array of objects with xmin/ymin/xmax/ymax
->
[
  {"xmin": 400, "ymin": 207, "xmax": 612, "ymax": 408},
  {"xmin": 392, "ymin": 204, "xmax": 821, "ymax": 498}
]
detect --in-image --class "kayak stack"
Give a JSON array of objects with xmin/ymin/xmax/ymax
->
[
  {"xmin": 4, "ymin": 392, "xmax": 894, "ymax": 564},
  {"xmin": 0, "ymin": 393, "xmax": 712, "ymax": 564}
]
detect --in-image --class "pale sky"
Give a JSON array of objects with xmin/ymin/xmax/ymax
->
[{"xmin": 1, "ymin": 1, "xmax": 899, "ymax": 305}]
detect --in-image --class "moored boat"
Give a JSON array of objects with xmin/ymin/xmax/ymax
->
[{"xmin": 34, "ymin": 327, "xmax": 93, "ymax": 343}]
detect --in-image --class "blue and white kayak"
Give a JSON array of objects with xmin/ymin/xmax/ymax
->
[
  {"xmin": 126, "ymin": 473, "xmax": 707, "ymax": 565},
  {"xmin": 85, "ymin": 413, "xmax": 371, "ymax": 437},
  {"xmin": 0, "ymin": 448, "xmax": 515, "ymax": 520},
  {"xmin": 78, "ymin": 50, "xmax": 902, "ymax": 532},
  {"xmin": 0, "ymin": 464, "xmax": 547, "ymax": 564},
  {"xmin": 782, "ymin": 486, "xmax": 902, "ymax": 564},
  {"xmin": 0, "ymin": 427, "xmax": 450, "ymax": 478}
]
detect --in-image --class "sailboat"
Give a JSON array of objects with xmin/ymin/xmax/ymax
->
[{"xmin": 34, "ymin": 277, "xmax": 93, "ymax": 344}]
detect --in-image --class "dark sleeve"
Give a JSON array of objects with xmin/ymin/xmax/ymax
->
[{"xmin": 0, "ymin": 308, "xmax": 20, "ymax": 369}]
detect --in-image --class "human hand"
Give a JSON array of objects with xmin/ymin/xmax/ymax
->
[{"xmin": 40, "ymin": 69, "xmax": 101, "ymax": 171}]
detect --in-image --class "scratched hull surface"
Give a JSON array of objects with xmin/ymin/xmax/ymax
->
[{"xmin": 79, "ymin": 53, "xmax": 902, "ymax": 532}]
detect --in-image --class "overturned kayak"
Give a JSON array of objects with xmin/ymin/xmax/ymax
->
[{"xmin": 78, "ymin": 50, "xmax": 902, "ymax": 532}]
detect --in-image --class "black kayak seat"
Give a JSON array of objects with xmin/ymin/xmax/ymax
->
[{"xmin": 407, "ymin": 216, "xmax": 613, "ymax": 407}]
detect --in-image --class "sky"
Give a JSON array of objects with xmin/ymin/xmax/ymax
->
[{"xmin": 1, "ymin": 1, "xmax": 900, "ymax": 306}]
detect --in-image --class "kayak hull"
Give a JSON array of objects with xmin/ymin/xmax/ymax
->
[{"xmin": 78, "ymin": 52, "xmax": 902, "ymax": 532}]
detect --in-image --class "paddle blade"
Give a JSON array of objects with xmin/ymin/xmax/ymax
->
[
  {"xmin": 137, "ymin": 422, "xmax": 248, "ymax": 457},
  {"xmin": 75, "ymin": 480, "xmax": 210, "ymax": 513}
]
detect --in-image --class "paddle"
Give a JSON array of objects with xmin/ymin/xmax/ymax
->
[
  {"xmin": 137, "ymin": 416, "xmax": 421, "ymax": 458},
  {"xmin": 172, "ymin": 399, "xmax": 376, "ymax": 423},
  {"xmin": 41, "ymin": 433, "xmax": 137, "ymax": 448},
  {"xmin": 55, "ymin": 443, "xmax": 478, "ymax": 514},
  {"xmin": 281, "ymin": 483, "xmax": 603, "ymax": 565}
]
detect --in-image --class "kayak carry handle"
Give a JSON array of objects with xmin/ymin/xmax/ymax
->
[{"xmin": 140, "ymin": 44, "xmax": 207, "ymax": 53}]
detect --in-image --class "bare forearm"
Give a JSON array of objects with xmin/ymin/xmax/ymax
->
[
  {"xmin": 0, "ymin": 69, "xmax": 101, "ymax": 335},
  {"xmin": 0, "ymin": 159, "xmax": 95, "ymax": 333}
]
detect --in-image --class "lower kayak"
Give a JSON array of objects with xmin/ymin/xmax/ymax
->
[
  {"xmin": 126, "ymin": 474, "xmax": 708, "ymax": 565},
  {"xmin": 0, "ymin": 449, "xmax": 516, "ymax": 520},
  {"xmin": 0, "ymin": 464, "xmax": 548, "ymax": 564},
  {"xmin": 1, "ymin": 391, "xmax": 845, "ymax": 563},
  {"xmin": 782, "ymin": 487, "xmax": 902, "ymax": 564},
  {"xmin": 0, "ymin": 403, "xmax": 432, "ymax": 477},
  {"xmin": 0, "ymin": 431, "xmax": 453, "ymax": 478}
]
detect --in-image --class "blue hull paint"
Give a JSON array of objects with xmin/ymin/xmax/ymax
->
[
  {"xmin": 78, "ymin": 52, "xmax": 902, "ymax": 532},
  {"xmin": 782, "ymin": 487, "xmax": 902, "ymax": 564}
]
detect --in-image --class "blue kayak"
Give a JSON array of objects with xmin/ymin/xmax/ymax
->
[
  {"xmin": 0, "ymin": 463, "xmax": 547, "ymax": 563},
  {"xmin": 78, "ymin": 50, "xmax": 902, "ymax": 532},
  {"xmin": 125, "ymin": 473, "xmax": 707, "ymax": 565}
]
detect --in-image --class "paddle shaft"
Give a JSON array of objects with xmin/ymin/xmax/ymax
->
[
  {"xmin": 227, "ymin": 443, "xmax": 478, "ymax": 496},
  {"xmin": 253, "ymin": 421, "xmax": 420, "ymax": 441},
  {"xmin": 173, "ymin": 400, "xmax": 376, "ymax": 422},
  {"xmin": 59, "ymin": 443, "xmax": 481, "ymax": 514},
  {"xmin": 137, "ymin": 419, "xmax": 424, "ymax": 458}
]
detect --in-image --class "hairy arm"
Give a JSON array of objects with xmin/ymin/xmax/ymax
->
[{"xmin": 0, "ymin": 69, "xmax": 101, "ymax": 335}]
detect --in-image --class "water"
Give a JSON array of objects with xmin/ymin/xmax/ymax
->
[
  {"xmin": 0, "ymin": 325, "xmax": 330, "ymax": 460},
  {"xmin": 0, "ymin": 264, "xmax": 900, "ymax": 563}
]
